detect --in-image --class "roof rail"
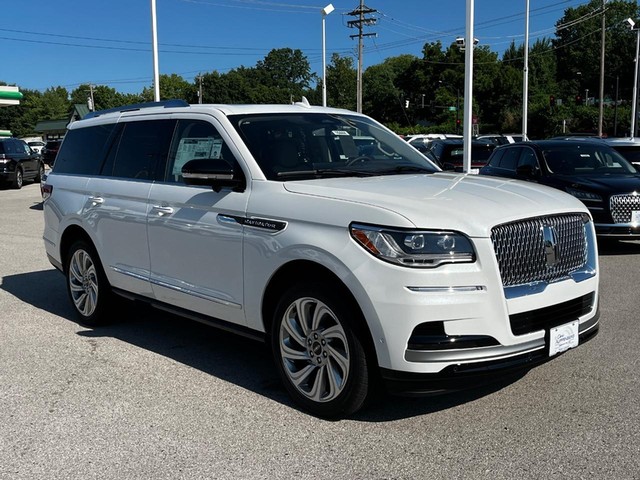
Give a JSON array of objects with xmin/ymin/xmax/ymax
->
[{"xmin": 83, "ymin": 99, "xmax": 189, "ymax": 119}]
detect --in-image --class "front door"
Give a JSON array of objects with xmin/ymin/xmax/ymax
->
[{"xmin": 147, "ymin": 118, "xmax": 248, "ymax": 326}]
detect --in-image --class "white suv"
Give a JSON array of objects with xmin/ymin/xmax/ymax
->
[{"xmin": 42, "ymin": 100, "xmax": 600, "ymax": 417}]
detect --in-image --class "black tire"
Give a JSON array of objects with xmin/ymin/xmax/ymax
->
[
  {"xmin": 65, "ymin": 240, "xmax": 113, "ymax": 327},
  {"xmin": 13, "ymin": 168, "xmax": 23, "ymax": 189},
  {"xmin": 35, "ymin": 162, "xmax": 44, "ymax": 183},
  {"xmin": 271, "ymin": 282, "xmax": 370, "ymax": 418}
]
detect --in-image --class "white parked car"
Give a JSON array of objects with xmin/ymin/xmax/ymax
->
[{"xmin": 42, "ymin": 100, "xmax": 600, "ymax": 417}]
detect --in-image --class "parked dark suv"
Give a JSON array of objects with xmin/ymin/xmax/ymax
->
[
  {"xmin": 41, "ymin": 140, "xmax": 62, "ymax": 166},
  {"xmin": 426, "ymin": 138, "xmax": 496, "ymax": 170},
  {"xmin": 0, "ymin": 137, "xmax": 45, "ymax": 189},
  {"xmin": 479, "ymin": 140, "xmax": 640, "ymax": 238}
]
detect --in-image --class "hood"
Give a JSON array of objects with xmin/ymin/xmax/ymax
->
[
  {"xmin": 283, "ymin": 173, "xmax": 588, "ymax": 237},
  {"xmin": 556, "ymin": 173, "xmax": 640, "ymax": 195}
]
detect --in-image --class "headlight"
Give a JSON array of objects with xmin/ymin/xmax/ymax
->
[
  {"xmin": 566, "ymin": 188, "xmax": 602, "ymax": 202},
  {"xmin": 350, "ymin": 223, "xmax": 476, "ymax": 268}
]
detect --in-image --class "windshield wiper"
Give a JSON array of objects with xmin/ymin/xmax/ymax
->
[
  {"xmin": 276, "ymin": 168, "xmax": 379, "ymax": 179},
  {"xmin": 374, "ymin": 165, "xmax": 435, "ymax": 175}
]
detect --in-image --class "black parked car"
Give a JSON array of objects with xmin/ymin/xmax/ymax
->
[
  {"xmin": 0, "ymin": 137, "xmax": 45, "ymax": 189},
  {"xmin": 425, "ymin": 138, "xmax": 496, "ymax": 170},
  {"xmin": 479, "ymin": 140, "xmax": 640, "ymax": 238},
  {"xmin": 41, "ymin": 140, "xmax": 62, "ymax": 166}
]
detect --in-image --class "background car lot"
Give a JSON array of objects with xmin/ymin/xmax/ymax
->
[{"xmin": 1, "ymin": 184, "xmax": 639, "ymax": 479}]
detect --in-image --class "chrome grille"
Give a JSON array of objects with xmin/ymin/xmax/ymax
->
[
  {"xmin": 491, "ymin": 214, "xmax": 587, "ymax": 287},
  {"xmin": 610, "ymin": 194, "xmax": 640, "ymax": 223}
]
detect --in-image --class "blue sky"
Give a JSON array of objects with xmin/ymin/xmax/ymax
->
[{"xmin": 2, "ymin": 0, "xmax": 585, "ymax": 95}]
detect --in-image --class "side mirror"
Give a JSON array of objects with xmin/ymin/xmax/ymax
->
[
  {"xmin": 442, "ymin": 162, "xmax": 456, "ymax": 171},
  {"xmin": 181, "ymin": 159, "xmax": 245, "ymax": 192},
  {"xmin": 516, "ymin": 164, "xmax": 537, "ymax": 178}
]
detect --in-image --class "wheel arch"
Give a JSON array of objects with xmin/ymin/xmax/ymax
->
[
  {"xmin": 261, "ymin": 259, "xmax": 378, "ymax": 365},
  {"xmin": 59, "ymin": 225, "xmax": 99, "ymax": 273}
]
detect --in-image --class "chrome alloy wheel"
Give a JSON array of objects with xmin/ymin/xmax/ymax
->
[
  {"xmin": 278, "ymin": 297, "xmax": 351, "ymax": 403},
  {"xmin": 68, "ymin": 249, "xmax": 99, "ymax": 317}
]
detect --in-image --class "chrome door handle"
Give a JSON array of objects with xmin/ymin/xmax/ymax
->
[
  {"xmin": 152, "ymin": 205, "xmax": 174, "ymax": 216},
  {"xmin": 88, "ymin": 196, "xmax": 104, "ymax": 206}
]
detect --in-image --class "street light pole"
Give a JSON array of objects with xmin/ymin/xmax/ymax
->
[
  {"xmin": 630, "ymin": 19, "xmax": 640, "ymax": 138},
  {"xmin": 321, "ymin": 4, "xmax": 334, "ymax": 107},
  {"xmin": 151, "ymin": 0, "xmax": 160, "ymax": 102},
  {"xmin": 522, "ymin": 0, "xmax": 530, "ymax": 141},
  {"xmin": 462, "ymin": 0, "xmax": 475, "ymax": 174}
]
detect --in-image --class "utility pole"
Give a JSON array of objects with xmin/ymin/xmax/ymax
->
[
  {"xmin": 197, "ymin": 75, "xmax": 203, "ymax": 104},
  {"xmin": 87, "ymin": 84, "xmax": 95, "ymax": 111},
  {"xmin": 598, "ymin": 0, "xmax": 605, "ymax": 136},
  {"xmin": 347, "ymin": 1, "xmax": 377, "ymax": 113}
]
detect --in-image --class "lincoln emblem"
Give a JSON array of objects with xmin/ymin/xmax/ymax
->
[{"xmin": 542, "ymin": 225, "xmax": 559, "ymax": 267}]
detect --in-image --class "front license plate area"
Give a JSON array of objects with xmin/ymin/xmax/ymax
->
[
  {"xmin": 632, "ymin": 210, "xmax": 640, "ymax": 224},
  {"xmin": 549, "ymin": 320, "xmax": 579, "ymax": 357}
]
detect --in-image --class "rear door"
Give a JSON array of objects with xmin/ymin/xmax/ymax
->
[
  {"xmin": 85, "ymin": 118, "xmax": 176, "ymax": 298},
  {"xmin": 15, "ymin": 140, "xmax": 38, "ymax": 177}
]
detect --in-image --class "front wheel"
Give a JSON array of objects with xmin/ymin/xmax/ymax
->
[
  {"xmin": 65, "ymin": 240, "xmax": 112, "ymax": 326},
  {"xmin": 35, "ymin": 162, "xmax": 45, "ymax": 183},
  {"xmin": 271, "ymin": 283, "xmax": 370, "ymax": 418}
]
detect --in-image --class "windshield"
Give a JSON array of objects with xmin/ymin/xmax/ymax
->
[
  {"xmin": 229, "ymin": 113, "xmax": 439, "ymax": 180},
  {"xmin": 543, "ymin": 144, "xmax": 637, "ymax": 175}
]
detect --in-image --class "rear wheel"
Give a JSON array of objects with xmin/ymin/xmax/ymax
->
[
  {"xmin": 271, "ymin": 283, "xmax": 370, "ymax": 418},
  {"xmin": 65, "ymin": 240, "xmax": 113, "ymax": 326},
  {"xmin": 12, "ymin": 168, "xmax": 23, "ymax": 189}
]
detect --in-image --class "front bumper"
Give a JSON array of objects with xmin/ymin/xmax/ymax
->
[
  {"xmin": 381, "ymin": 309, "xmax": 599, "ymax": 395},
  {"xmin": 595, "ymin": 223, "xmax": 640, "ymax": 237}
]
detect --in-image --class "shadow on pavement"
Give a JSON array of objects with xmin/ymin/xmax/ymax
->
[{"xmin": 2, "ymin": 268, "xmax": 525, "ymax": 422}]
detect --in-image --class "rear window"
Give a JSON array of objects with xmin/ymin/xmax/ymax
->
[{"xmin": 54, "ymin": 125, "xmax": 116, "ymax": 175}]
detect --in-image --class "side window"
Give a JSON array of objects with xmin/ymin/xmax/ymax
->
[
  {"xmin": 488, "ymin": 148, "xmax": 504, "ymax": 166},
  {"xmin": 164, "ymin": 119, "xmax": 229, "ymax": 183},
  {"xmin": 55, "ymin": 124, "xmax": 116, "ymax": 175},
  {"xmin": 517, "ymin": 147, "xmax": 538, "ymax": 169},
  {"xmin": 5, "ymin": 140, "xmax": 17, "ymax": 154},
  {"xmin": 19, "ymin": 141, "xmax": 31, "ymax": 155},
  {"xmin": 108, "ymin": 120, "xmax": 175, "ymax": 180},
  {"xmin": 498, "ymin": 147, "xmax": 521, "ymax": 171}
]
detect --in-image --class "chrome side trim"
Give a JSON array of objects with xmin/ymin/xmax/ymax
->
[
  {"xmin": 406, "ymin": 286, "xmax": 486, "ymax": 293},
  {"xmin": 405, "ymin": 338, "xmax": 544, "ymax": 363},
  {"xmin": 110, "ymin": 265, "xmax": 241, "ymax": 309},
  {"xmin": 149, "ymin": 277, "xmax": 242, "ymax": 309}
]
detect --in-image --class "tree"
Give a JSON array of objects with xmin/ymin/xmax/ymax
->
[
  {"xmin": 141, "ymin": 74, "xmax": 196, "ymax": 102},
  {"xmin": 325, "ymin": 53, "xmax": 357, "ymax": 110},
  {"xmin": 255, "ymin": 48, "xmax": 313, "ymax": 103},
  {"xmin": 554, "ymin": 0, "xmax": 637, "ymax": 103},
  {"xmin": 70, "ymin": 84, "xmax": 143, "ymax": 111},
  {"xmin": 363, "ymin": 55, "xmax": 416, "ymax": 125}
]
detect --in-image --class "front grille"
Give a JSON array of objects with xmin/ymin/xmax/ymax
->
[
  {"xmin": 610, "ymin": 194, "xmax": 640, "ymax": 223},
  {"xmin": 491, "ymin": 214, "xmax": 587, "ymax": 287},
  {"xmin": 509, "ymin": 292, "xmax": 595, "ymax": 336}
]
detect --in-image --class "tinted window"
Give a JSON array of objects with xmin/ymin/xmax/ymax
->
[
  {"xmin": 543, "ymin": 144, "xmax": 636, "ymax": 175},
  {"xmin": 488, "ymin": 148, "xmax": 504, "ymax": 166},
  {"xmin": 54, "ymin": 124, "xmax": 116, "ymax": 175},
  {"xmin": 498, "ymin": 147, "xmax": 521, "ymax": 171},
  {"xmin": 517, "ymin": 147, "xmax": 538, "ymax": 168},
  {"xmin": 106, "ymin": 120, "xmax": 175, "ymax": 180},
  {"xmin": 163, "ymin": 119, "xmax": 229, "ymax": 183}
]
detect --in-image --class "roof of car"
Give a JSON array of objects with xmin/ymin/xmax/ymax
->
[
  {"xmin": 497, "ymin": 139, "xmax": 613, "ymax": 149},
  {"xmin": 81, "ymin": 100, "xmax": 358, "ymax": 124}
]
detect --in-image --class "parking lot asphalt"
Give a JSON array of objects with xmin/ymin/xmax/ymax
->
[{"xmin": 1, "ymin": 182, "xmax": 639, "ymax": 480}]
